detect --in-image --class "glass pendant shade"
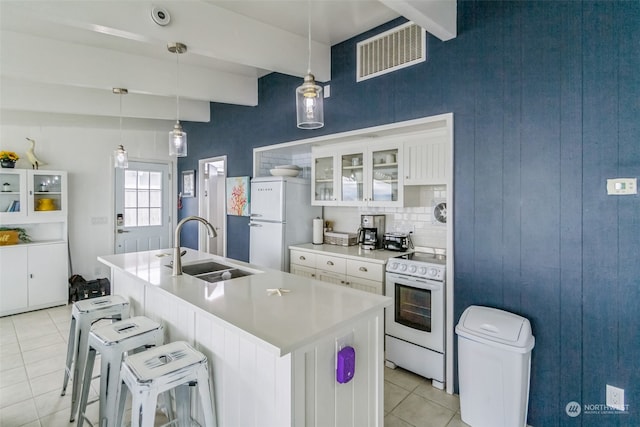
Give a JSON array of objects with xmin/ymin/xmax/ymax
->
[
  {"xmin": 169, "ymin": 121, "xmax": 187, "ymax": 157},
  {"xmin": 114, "ymin": 144, "xmax": 129, "ymax": 168},
  {"xmin": 296, "ymin": 73, "xmax": 324, "ymax": 129}
]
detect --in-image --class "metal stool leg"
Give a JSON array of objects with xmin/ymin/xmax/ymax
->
[
  {"xmin": 70, "ymin": 316, "xmax": 91, "ymax": 422},
  {"xmin": 76, "ymin": 347, "xmax": 97, "ymax": 427},
  {"xmin": 61, "ymin": 315, "xmax": 78, "ymax": 396},
  {"xmin": 197, "ymin": 366, "xmax": 217, "ymax": 427}
]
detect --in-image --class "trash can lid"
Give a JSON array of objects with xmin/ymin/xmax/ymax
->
[{"xmin": 455, "ymin": 305, "xmax": 535, "ymax": 353}]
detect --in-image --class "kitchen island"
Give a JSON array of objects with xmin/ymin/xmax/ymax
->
[{"xmin": 98, "ymin": 249, "xmax": 391, "ymax": 427}]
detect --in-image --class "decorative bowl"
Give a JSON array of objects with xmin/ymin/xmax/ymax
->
[{"xmin": 270, "ymin": 168, "xmax": 300, "ymax": 177}]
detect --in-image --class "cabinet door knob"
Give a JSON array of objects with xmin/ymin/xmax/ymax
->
[
  {"xmin": 30, "ymin": 274, "xmax": 33, "ymax": 279},
  {"xmin": 311, "ymin": 274, "xmax": 315, "ymax": 277},
  {"xmin": 327, "ymin": 261, "xmax": 334, "ymax": 266},
  {"xmin": 300, "ymin": 256, "xmax": 306, "ymax": 260},
  {"xmin": 359, "ymin": 266, "xmax": 368, "ymax": 272}
]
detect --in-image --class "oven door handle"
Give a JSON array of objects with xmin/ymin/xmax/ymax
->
[{"xmin": 386, "ymin": 273, "xmax": 443, "ymax": 291}]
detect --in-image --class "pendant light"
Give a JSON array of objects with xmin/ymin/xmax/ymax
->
[
  {"xmin": 296, "ymin": 0, "xmax": 324, "ymax": 129},
  {"xmin": 113, "ymin": 88, "xmax": 129, "ymax": 168},
  {"xmin": 168, "ymin": 42, "xmax": 187, "ymax": 157}
]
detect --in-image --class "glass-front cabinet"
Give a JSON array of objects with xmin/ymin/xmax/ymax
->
[
  {"xmin": 0, "ymin": 170, "xmax": 67, "ymax": 222},
  {"xmin": 312, "ymin": 155, "xmax": 336, "ymax": 205},
  {"xmin": 368, "ymin": 146, "xmax": 401, "ymax": 204},
  {"xmin": 30, "ymin": 171, "xmax": 66, "ymax": 216},
  {"xmin": 312, "ymin": 140, "xmax": 403, "ymax": 207},
  {"xmin": 0, "ymin": 169, "xmax": 27, "ymax": 219}
]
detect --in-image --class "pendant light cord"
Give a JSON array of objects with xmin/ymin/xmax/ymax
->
[
  {"xmin": 175, "ymin": 48, "xmax": 180, "ymax": 121},
  {"xmin": 307, "ymin": 0, "xmax": 311, "ymax": 75},
  {"xmin": 119, "ymin": 91, "xmax": 123, "ymax": 143}
]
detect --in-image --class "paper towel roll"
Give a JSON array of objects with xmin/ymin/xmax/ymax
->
[{"xmin": 313, "ymin": 218, "xmax": 324, "ymax": 244}]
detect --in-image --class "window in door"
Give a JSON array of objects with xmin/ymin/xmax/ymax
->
[{"xmin": 124, "ymin": 170, "xmax": 163, "ymax": 227}]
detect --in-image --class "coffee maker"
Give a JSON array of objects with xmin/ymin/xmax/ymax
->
[{"xmin": 358, "ymin": 214, "xmax": 386, "ymax": 250}]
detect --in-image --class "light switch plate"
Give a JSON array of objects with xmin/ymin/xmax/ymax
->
[{"xmin": 606, "ymin": 178, "xmax": 637, "ymax": 195}]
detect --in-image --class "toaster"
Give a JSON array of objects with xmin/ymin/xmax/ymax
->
[{"xmin": 383, "ymin": 233, "xmax": 411, "ymax": 252}]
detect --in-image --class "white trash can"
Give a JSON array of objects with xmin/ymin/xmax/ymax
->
[{"xmin": 455, "ymin": 305, "xmax": 535, "ymax": 427}]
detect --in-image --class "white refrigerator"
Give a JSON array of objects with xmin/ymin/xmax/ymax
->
[{"xmin": 249, "ymin": 176, "xmax": 322, "ymax": 271}]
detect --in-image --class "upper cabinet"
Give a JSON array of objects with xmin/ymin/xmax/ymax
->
[
  {"xmin": 312, "ymin": 140, "xmax": 404, "ymax": 207},
  {"xmin": 0, "ymin": 169, "xmax": 68, "ymax": 223},
  {"xmin": 403, "ymin": 130, "xmax": 450, "ymax": 185}
]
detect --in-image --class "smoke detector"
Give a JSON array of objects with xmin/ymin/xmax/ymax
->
[{"xmin": 151, "ymin": 6, "xmax": 171, "ymax": 26}]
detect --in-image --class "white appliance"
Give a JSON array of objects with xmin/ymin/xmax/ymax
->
[
  {"xmin": 385, "ymin": 252, "xmax": 446, "ymax": 389},
  {"xmin": 249, "ymin": 176, "xmax": 321, "ymax": 271}
]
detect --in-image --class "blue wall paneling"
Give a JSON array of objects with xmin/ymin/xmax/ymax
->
[{"xmin": 179, "ymin": 2, "xmax": 640, "ymax": 425}]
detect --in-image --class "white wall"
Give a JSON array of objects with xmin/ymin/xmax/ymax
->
[{"xmin": 1, "ymin": 113, "xmax": 174, "ymax": 278}]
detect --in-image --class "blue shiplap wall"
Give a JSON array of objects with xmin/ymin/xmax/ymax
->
[{"xmin": 181, "ymin": 2, "xmax": 640, "ymax": 425}]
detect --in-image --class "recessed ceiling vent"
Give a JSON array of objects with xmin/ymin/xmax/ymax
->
[{"xmin": 356, "ymin": 22, "xmax": 426, "ymax": 82}]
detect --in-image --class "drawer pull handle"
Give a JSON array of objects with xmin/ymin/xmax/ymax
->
[
  {"xmin": 311, "ymin": 274, "xmax": 315, "ymax": 277},
  {"xmin": 327, "ymin": 261, "xmax": 334, "ymax": 266},
  {"xmin": 299, "ymin": 256, "xmax": 306, "ymax": 261},
  {"xmin": 359, "ymin": 266, "xmax": 368, "ymax": 272}
]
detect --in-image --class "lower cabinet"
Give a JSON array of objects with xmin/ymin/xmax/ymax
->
[
  {"xmin": 290, "ymin": 249, "xmax": 384, "ymax": 295},
  {"xmin": 0, "ymin": 242, "xmax": 68, "ymax": 316}
]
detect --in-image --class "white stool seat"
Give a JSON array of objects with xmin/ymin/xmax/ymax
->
[
  {"xmin": 61, "ymin": 295, "xmax": 130, "ymax": 423},
  {"xmin": 119, "ymin": 341, "xmax": 217, "ymax": 427},
  {"xmin": 77, "ymin": 316, "xmax": 164, "ymax": 427}
]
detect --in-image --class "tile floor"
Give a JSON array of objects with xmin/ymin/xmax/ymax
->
[{"xmin": 1, "ymin": 305, "xmax": 469, "ymax": 427}]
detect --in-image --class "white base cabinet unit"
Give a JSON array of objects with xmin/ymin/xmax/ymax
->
[
  {"xmin": 0, "ymin": 242, "xmax": 68, "ymax": 316},
  {"xmin": 290, "ymin": 244, "xmax": 404, "ymax": 295},
  {"xmin": 100, "ymin": 249, "xmax": 390, "ymax": 427}
]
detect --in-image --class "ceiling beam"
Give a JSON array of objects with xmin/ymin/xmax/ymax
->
[
  {"xmin": 1, "ymin": 30, "xmax": 257, "ymax": 107},
  {"xmin": 1, "ymin": 0, "xmax": 331, "ymax": 81},
  {"xmin": 380, "ymin": 0, "xmax": 457, "ymax": 41},
  {"xmin": 1, "ymin": 78, "xmax": 211, "ymax": 122}
]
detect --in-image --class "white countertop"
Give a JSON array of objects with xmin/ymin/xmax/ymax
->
[
  {"xmin": 98, "ymin": 249, "xmax": 391, "ymax": 357},
  {"xmin": 289, "ymin": 243, "xmax": 410, "ymax": 263}
]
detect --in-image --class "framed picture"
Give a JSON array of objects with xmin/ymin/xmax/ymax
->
[
  {"xmin": 182, "ymin": 170, "xmax": 195, "ymax": 198},
  {"xmin": 226, "ymin": 176, "xmax": 250, "ymax": 216}
]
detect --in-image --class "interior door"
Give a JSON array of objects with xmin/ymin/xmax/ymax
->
[{"xmin": 114, "ymin": 161, "xmax": 171, "ymax": 254}]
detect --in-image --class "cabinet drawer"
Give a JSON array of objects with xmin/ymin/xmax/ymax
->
[
  {"xmin": 346, "ymin": 260, "xmax": 383, "ymax": 282},
  {"xmin": 290, "ymin": 250, "xmax": 316, "ymax": 268},
  {"xmin": 316, "ymin": 254, "xmax": 346, "ymax": 274},
  {"xmin": 348, "ymin": 276, "xmax": 383, "ymax": 295}
]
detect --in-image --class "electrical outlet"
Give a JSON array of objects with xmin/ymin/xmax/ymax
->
[{"xmin": 606, "ymin": 384, "xmax": 625, "ymax": 411}]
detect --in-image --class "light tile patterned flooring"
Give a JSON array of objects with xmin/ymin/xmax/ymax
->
[{"xmin": 1, "ymin": 305, "xmax": 469, "ymax": 427}]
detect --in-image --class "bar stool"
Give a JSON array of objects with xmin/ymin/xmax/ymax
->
[
  {"xmin": 118, "ymin": 341, "xmax": 217, "ymax": 427},
  {"xmin": 61, "ymin": 295, "xmax": 130, "ymax": 422},
  {"xmin": 77, "ymin": 316, "xmax": 165, "ymax": 427}
]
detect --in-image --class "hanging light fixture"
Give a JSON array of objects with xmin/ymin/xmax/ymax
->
[
  {"xmin": 296, "ymin": 0, "xmax": 324, "ymax": 129},
  {"xmin": 113, "ymin": 88, "xmax": 129, "ymax": 168},
  {"xmin": 168, "ymin": 42, "xmax": 188, "ymax": 157}
]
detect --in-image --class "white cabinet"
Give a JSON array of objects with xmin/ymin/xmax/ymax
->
[
  {"xmin": 290, "ymin": 249, "xmax": 384, "ymax": 295},
  {"xmin": 0, "ymin": 169, "xmax": 68, "ymax": 316},
  {"xmin": 0, "ymin": 242, "xmax": 68, "ymax": 316},
  {"xmin": 403, "ymin": 130, "xmax": 449, "ymax": 185},
  {"xmin": 0, "ymin": 246, "xmax": 28, "ymax": 314},
  {"xmin": 0, "ymin": 169, "xmax": 68, "ymax": 222},
  {"xmin": 312, "ymin": 140, "xmax": 405, "ymax": 207}
]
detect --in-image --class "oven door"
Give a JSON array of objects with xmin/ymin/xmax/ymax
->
[{"xmin": 385, "ymin": 272, "xmax": 444, "ymax": 353}]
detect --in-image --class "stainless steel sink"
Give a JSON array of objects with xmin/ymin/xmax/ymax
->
[
  {"xmin": 196, "ymin": 268, "xmax": 252, "ymax": 283},
  {"xmin": 166, "ymin": 260, "xmax": 253, "ymax": 283},
  {"xmin": 180, "ymin": 261, "xmax": 235, "ymax": 276}
]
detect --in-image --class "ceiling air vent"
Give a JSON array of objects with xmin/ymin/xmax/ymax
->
[{"xmin": 357, "ymin": 22, "xmax": 426, "ymax": 82}]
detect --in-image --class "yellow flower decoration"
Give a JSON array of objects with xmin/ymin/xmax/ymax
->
[{"xmin": 0, "ymin": 151, "xmax": 20, "ymax": 162}]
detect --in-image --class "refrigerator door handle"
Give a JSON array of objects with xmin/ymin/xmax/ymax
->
[
  {"xmin": 250, "ymin": 213, "xmax": 262, "ymax": 217},
  {"xmin": 249, "ymin": 222, "xmax": 262, "ymax": 227}
]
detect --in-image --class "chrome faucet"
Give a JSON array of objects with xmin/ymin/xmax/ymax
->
[{"xmin": 172, "ymin": 216, "xmax": 217, "ymax": 276}]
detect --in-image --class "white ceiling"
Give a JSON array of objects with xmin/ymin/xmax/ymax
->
[{"xmin": 0, "ymin": 0, "xmax": 456, "ymax": 123}]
